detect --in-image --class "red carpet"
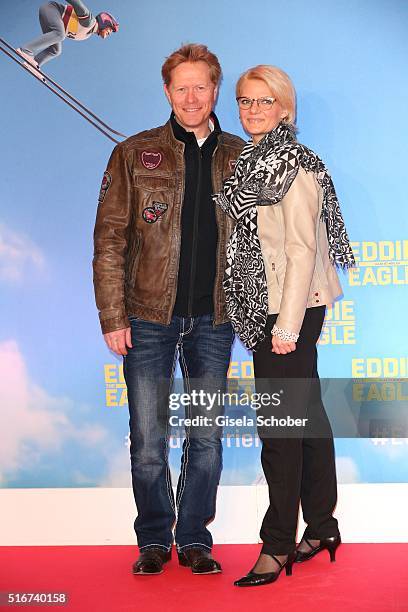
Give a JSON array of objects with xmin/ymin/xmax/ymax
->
[{"xmin": 1, "ymin": 545, "xmax": 407, "ymax": 611}]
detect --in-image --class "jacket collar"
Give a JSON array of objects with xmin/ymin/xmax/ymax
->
[{"xmin": 168, "ymin": 112, "xmax": 221, "ymax": 146}]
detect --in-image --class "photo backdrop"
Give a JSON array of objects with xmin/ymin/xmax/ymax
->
[{"xmin": 1, "ymin": 0, "xmax": 407, "ymax": 490}]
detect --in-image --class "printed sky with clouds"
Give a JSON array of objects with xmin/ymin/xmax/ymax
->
[{"xmin": 1, "ymin": 0, "xmax": 407, "ymax": 487}]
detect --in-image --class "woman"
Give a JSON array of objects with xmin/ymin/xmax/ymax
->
[{"xmin": 214, "ymin": 65, "xmax": 355, "ymax": 587}]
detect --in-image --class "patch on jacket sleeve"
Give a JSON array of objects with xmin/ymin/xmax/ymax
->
[
  {"xmin": 98, "ymin": 171, "xmax": 112, "ymax": 203},
  {"xmin": 142, "ymin": 202, "xmax": 168, "ymax": 224},
  {"xmin": 141, "ymin": 151, "xmax": 163, "ymax": 170}
]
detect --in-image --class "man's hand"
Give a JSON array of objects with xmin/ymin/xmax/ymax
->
[
  {"xmin": 104, "ymin": 327, "xmax": 132, "ymax": 356},
  {"xmin": 271, "ymin": 335, "xmax": 296, "ymax": 355}
]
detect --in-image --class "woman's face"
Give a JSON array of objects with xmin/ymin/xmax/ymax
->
[{"xmin": 238, "ymin": 79, "xmax": 287, "ymax": 144}]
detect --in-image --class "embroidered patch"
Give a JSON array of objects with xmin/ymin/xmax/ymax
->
[
  {"xmin": 141, "ymin": 151, "xmax": 163, "ymax": 170},
  {"xmin": 229, "ymin": 160, "xmax": 237, "ymax": 171},
  {"xmin": 98, "ymin": 171, "xmax": 112, "ymax": 203},
  {"xmin": 142, "ymin": 202, "xmax": 168, "ymax": 224}
]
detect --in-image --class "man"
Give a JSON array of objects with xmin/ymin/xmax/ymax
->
[
  {"xmin": 17, "ymin": 0, "xmax": 118, "ymax": 71},
  {"xmin": 93, "ymin": 44, "xmax": 244, "ymax": 575}
]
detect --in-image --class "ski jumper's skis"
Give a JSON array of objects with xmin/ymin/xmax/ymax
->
[{"xmin": 0, "ymin": 37, "xmax": 127, "ymax": 144}]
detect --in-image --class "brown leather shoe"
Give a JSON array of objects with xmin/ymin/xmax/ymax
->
[
  {"xmin": 132, "ymin": 547, "xmax": 171, "ymax": 575},
  {"xmin": 178, "ymin": 548, "xmax": 222, "ymax": 574}
]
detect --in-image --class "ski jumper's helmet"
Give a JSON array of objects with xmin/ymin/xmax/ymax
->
[{"xmin": 96, "ymin": 12, "xmax": 119, "ymax": 33}]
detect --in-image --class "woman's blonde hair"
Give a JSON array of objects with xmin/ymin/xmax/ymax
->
[{"xmin": 236, "ymin": 65, "xmax": 296, "ymax": 124}]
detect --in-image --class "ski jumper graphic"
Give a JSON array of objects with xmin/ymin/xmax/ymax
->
[
  {"xmin": 17, "ymin": 1, "xmax": 118, "ymax": 68},
  {"xmin": 0, "ymin": 3, "xmax": 121, "ymax": 141}
]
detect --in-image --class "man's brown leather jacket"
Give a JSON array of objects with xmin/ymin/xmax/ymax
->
[{"xmin": 93, "ymin": 121, "xmax": 244, "ymax": 334}]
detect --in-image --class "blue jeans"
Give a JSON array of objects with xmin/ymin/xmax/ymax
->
[{"xmin": 123, "ymin": 314, "xmax": 234, "ymax": 553}]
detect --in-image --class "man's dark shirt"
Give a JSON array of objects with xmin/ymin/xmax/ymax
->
[{"xmin": 171, "ymin": 113, "xmax": 221, "ymax": 317}]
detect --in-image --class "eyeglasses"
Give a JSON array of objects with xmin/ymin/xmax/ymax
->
[{"xmin": 236, "ymin": 96, "xmax": 276, "ymax": 109}]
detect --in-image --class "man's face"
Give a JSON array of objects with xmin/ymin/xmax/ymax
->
[
  {"xmin": 164, "ymin": 61, "xmax": 218, "ymax": 137},
  {"xmin": 99, "ymin": 27, "xmax": 113, "ymax": 38}
]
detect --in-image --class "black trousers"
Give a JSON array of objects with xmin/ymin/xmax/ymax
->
[{"xmin": 253, "ymin": 306, "xmax": 340, "ymax": 555}]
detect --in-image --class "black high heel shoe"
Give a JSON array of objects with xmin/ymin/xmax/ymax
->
[
  {"xmin": 295, "ymin": 535, "xmax": 341, "ymax": 563},
  {"xmin": 234, "ymin": 552, "xmax": 296, "ymax": 587}
]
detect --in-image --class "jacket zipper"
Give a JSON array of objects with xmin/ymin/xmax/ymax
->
[
  {"xmin": 187, "ymin": 146, "xmax": 203, "ymax": 316},
  {"xmin": 167, "ymin": 144, "xmax": 185, "ymax": 324},
  {"xmin": 211, "ymin": 145, "xmax": 220, "ymax": 325}
]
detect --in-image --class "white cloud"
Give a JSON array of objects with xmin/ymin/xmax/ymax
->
[
  {"xmin": 336, "ymin": 456, "xmax": 361, "ymax": 483},
  {"xmin": 0, "ymin": 222, "xmax": 45, "ymax": 283},
  {"xmin": 71, "ymin": 470, "xmax": 98, "ymax": 486},
  {"xmin": 0, "ymin": 340, "xmax": 109, "ymax": 485},
  {"xmin": 100, "ymin": 447, "xmax": 131, "ymax": 487}
]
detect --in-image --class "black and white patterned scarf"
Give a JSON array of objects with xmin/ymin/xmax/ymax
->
[{"xmin": 213, "ymin": 122, "xmax": 355, "ymax": 350}]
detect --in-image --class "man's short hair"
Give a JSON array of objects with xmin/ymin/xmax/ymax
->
[{"xmin": 161, "ymin": 43, "xmax": 222, "ymax": 86}]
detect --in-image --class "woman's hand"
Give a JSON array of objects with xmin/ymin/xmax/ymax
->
[{"xmin": 271, "ymin": 335, "xmax": 296, "ymax": 354}]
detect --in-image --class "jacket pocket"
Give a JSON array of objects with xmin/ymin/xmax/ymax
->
[
  {"xmin": 134, "ymin": 174, "xmax": 174, "ymax": 192},
  {"xmin": 274, "ymin": 252, "xmax": 288, "ymax": 291},
  {"xmin": 269, "ymin": 261, "xmax": 280, "ymax": 289},
  {"xmin": 125, "ymin": 233, "xmax": 142, "ymax": 287},
  {"xmin": 265, "ymin": 259, "xmax": 283, "ymax": 314}
]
